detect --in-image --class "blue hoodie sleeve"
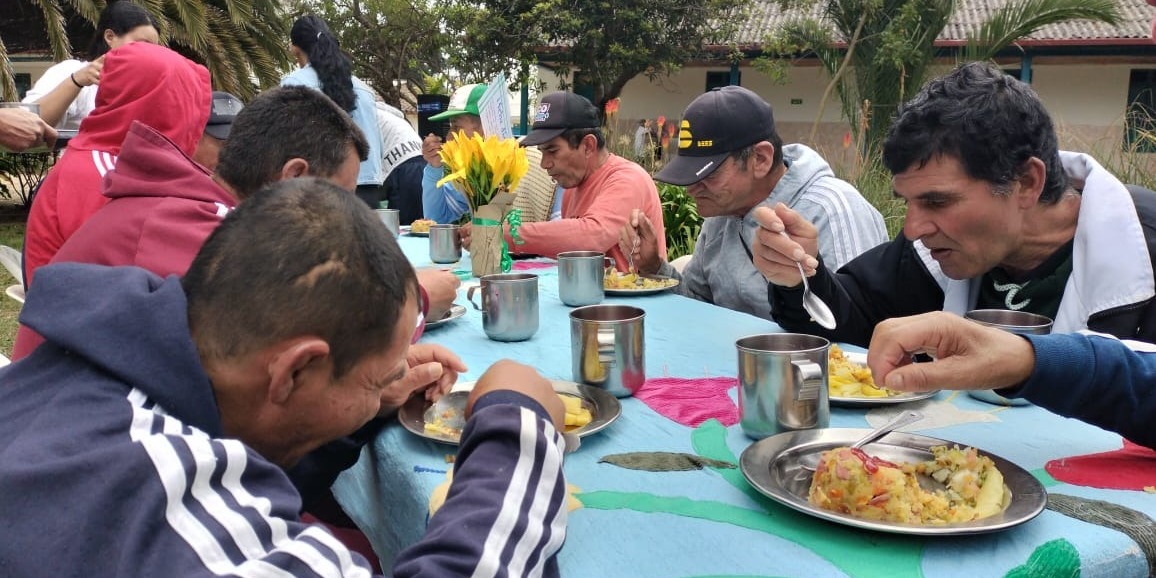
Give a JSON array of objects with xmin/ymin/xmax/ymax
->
[
  {"xmin": 422, "ymin": 165, "xmax": 470, "ymax": 223},
  {"xmin": 391, "ymin": 391, "xmax": 567, "ymax": 577},
  {"xmin": 1017, "ymin": 333, "xmax": 1156, "ymax": 449}
]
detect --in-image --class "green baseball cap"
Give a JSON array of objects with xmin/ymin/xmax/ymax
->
[{"xmin": 428, "ymin": 84, "xmax": 486, "ymax": 121}]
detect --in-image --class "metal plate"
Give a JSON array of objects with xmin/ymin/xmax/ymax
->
[
  {"xmin": 604, "ymin": 274, "xmax": 680, "ymax": 296},
  {"xmin": 405, "ymin": 231, "xmax": 430, "ymax": 237},
  {"xmin": 424, "ymin": 304, "xmax": 466, "ymax": 330},
  {"xmin": 830, "ymin": 352, "xmax": 940, "ymax": 407},
  {"xmin": 399, "ymin": 380, "xmax": 622, "ymax": 446},
  {"xmin": 740, "ymin": 428, "xmax": 1047, "ymax": 536}
]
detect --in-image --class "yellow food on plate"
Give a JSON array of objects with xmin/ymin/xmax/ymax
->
[
  {"xmin": 829, "ymin": 344, "xmax": 898, "ymax": 398},
  {"xmin": 410, "ymin": 219, "xmax": 436, "ymax": 234},
  {"xmin": 423, "ymin": 408, "xmax": 462, "ymax": 438},
  {"xmin": 808, "ymin": 444, "xmax": 1006, "ymax": 525},
  {"xmin": 561, "ymin": 393, "xmax": 593, "ymax": 429},
  {"xmin": 604, "ymin": 269, "xmax": 677, "ymax": 290},
  {"xmin": 426, "ymin": 392, "xmax": 593, "ymax": 437}
]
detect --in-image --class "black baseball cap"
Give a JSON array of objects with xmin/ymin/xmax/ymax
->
[
  {"xmin": 520, "ymin": 92, "xmax": 599, "ymax": 147},
  {"xmin": 654, "ymin": 86, "xmax": 776, "ymax": 186},
  {"xmin": 205, "ymin": 91, "xmax": 243, "ymax": 140}
]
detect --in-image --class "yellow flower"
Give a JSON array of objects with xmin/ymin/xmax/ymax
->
[{"xmin": 435, "ymin": 129, "xmax": 528, "ymax": 214}]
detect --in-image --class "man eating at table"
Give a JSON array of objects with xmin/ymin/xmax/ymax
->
[
  {"xmin": 461, "ymin": 91, "xmax": 668, "ymax": 266},
  {"xmin": 753, "ymin": 61, "xmax": 1156, "ymax": 346},
  {"xmin": 0, "ymin": 178, "xmax": 568, "ymax": 577},
  {"xmin": 618, "ymin": 86, "xmax": 887, "ymax": 320}
]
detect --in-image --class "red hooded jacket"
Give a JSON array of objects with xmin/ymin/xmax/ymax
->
[{"xmin": 23, "ymin": 42, "xmax": 210, "ymax": 288}]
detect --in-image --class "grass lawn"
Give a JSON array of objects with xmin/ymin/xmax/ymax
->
[{"xmin": 0, "ymin": 222, "xmax": 24, "ymax": 358}]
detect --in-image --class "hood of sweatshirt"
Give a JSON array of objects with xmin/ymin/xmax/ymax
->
[
  {"xmin": 103, "ymin": 121, "xmax": 233, "ymax": 205},
  {"xmin": 19, "ymin": 264, "xmax": 221, "ymax": 435},
  {"xmin": 70, "ymin": 42, "xmax": 211, "ymax": 157}
]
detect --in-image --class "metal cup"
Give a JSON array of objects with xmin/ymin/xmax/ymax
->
[
  {"xmin": 429, "ymin": 224, "xmax": 462, "ymax": 264},
  {"xmin": 965, "ymin": 309, "xmax": 1053, "ymax": 406},
  {"xmin": 557, "ymin": 251, "xmax": 613, "ymax": 307},
  {"xmin": 570, "ymin": 305, "xmax": 645, "ymax": 397},
  {"xmin": 376, "ymin": 209, "xmax": 400, "ymax": 238},
  {"xmin": 736, "ymin": 333, "xmax": 830, "ymax": 440},
  {"xmin": 466, "ymin": 273, "xmax": 539, "ymax": 341},
  {"xmin": 0, "ymin": 102, "xmax": 39, "ymax": 114}
]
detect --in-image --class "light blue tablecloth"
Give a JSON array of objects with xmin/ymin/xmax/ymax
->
[{"xmin": 332, "ymin": 235, "xmax": 1155, "ymax": 578}]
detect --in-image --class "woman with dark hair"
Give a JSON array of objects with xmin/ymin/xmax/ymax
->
[
  {"xmin": 22, "ymin": 1, "xmax": 159, "ymax": 130},
  {"xmin": 281, "ymin": 15, "xmax": 385, "ymax": 207}
]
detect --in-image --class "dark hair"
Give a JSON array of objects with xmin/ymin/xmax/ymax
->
[
  {"xmin": 184, "ymin": 177, "xmax": 418, "ymax": 379},
  {"xmin": 882, "ymin": 61, "xmax": 1067, "ymax": 204},
  {"xmin": 290, "ymin": 15, "xmax": 356, "ymax": 112},
  {"xmin": 561, "ymin": 127, "xmax": 605, "ymax": 150},
  {"xmin": 87, "ymin": 1, "xmax": 159, "ymax": 59},
  {"xmin": 216, "ymin": 86, "xmax": 369, "ymax": 200}
]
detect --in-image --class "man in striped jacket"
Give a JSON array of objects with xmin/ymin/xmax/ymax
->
[{"xmin": 0, "ymin": 178, "xmax": 567, "ymax": 577}]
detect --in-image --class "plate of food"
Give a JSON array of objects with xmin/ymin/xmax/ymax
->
[
  {"xmin": 739, "ymin": 428, "xmax": 1046, "ymax": 535},
  {"xmin": 829, "ymin": 345, "xmax": 939, "ymax": 407},
  {"xmin": 399, "ymin": 380, "xmax": 622, "ymax": 445},
  {"xmin": 407, "ymin": 218, "xmax": 435, "ymax": 237},
  {"xmin": 424, "ymin": 304, "xmax": 466, "ymax": 330},
  {"xmin": 604, "ymin": 270, "xmax": 680, "ymax": 296}
]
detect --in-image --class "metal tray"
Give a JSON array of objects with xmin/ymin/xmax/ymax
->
[
  {"xmin": 424, "ymin": 304, "xmax": 466, "ymax": 330},
  {"xmin": 740, "ymin": 428, "xmax": 1046, "ymax": 536},
  {"xmin": 399, "ymin": 380, "xmax": 622, "ymax": 445},
  {"xmin": 604, "ymin": 274, "xmax": 680, "ymax": 296},
  {"xmin": 830, "ymin": 351, "xmax": 940, "ymax": 407}
]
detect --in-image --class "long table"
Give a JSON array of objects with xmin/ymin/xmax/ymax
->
[{"xmin": 331, "ymin": 235, "xmax": 1156, "ymax": 577}]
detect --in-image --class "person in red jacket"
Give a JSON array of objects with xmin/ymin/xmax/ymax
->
[{"xmin": 23, "ymin": 42, "xmax": 210, "ymax": 289}]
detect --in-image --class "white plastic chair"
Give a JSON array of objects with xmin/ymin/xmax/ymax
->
[
  {"xmin": 6, "ymin": 284, "xmax": 25, "ymax": 304},
  {"xmin": 0, "ymin": 245, "xmax": 23, "ymax": 287},
  {"xmin": 0, "ymin": 352, "xmax": 9, "ymax": 368},
  {"xmin": 670, "ymin": 254, "xmax": 693, "ymax": 274}
]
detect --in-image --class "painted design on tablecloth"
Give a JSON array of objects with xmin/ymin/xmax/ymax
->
[
  {"xmin": 1002, "ymin": 539, "xmax": 1079, "ymax": 578},
  {"xmin": 635, "ymin": 377, "xmax": 740, "ymax": 427},
  {"xmin": 599, "ymin": 452, "xmax": 737, "ymax": 471},
  {"xmin": 866, "ymin": 394, "xmax": 1000, "ymax": 430},
  {"xmin": 1046, "ymin": 494, "xmax": 1156, "ymax": 576},
  {"xmin": 1044, "ymin": 439, "xmax": 1156, "ymax": 491},
  {"xmin": 579, "ymin": 419, "xmax": 926, "ymax": 578},
  {"xmin": 511, "ymin": 260, "xmax": 556, "ymax": 271}
]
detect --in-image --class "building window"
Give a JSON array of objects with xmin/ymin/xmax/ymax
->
[
  {"xmin": 706, "ymin": 71, "xmax": 739, "ymax": 91},
  {"xmin": 1125, "ymin": 69, "xmax": 1156, "ymax": 153},
  {"xmin": 15, "ymin": 73, "xmax": 31, "ymax": 99}
]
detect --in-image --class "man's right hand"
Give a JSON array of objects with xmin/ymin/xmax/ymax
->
[
  {"xmin": 751, "ymin": 203, "xmax": 820, "ymax": 287},
  {"xmin": 415, "ymin": 268, "xmax": 461, "ymax": 322},
  {"xmin": 422, "ymin": 133, "xmax": 444, "ymax": 168},
  {"xmin": 0, "ymin": 108, "xmax": 56, "ymax": 152},
  {"xmin": 467, "ymin": 360, "xmax": 564, "ymax": 430},
  {"xmin": 617, "ymin": 209, "xmax": 662, "ymax": 274}
]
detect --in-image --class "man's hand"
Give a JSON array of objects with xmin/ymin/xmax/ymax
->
[
  {"xmin": 378, "ymin": 343, "xmax": 468, "ymax": 416},
  {"xmin": 459, "ymin": 222, "xmax": 472, "ymax": 251},
  {"xmin": 415, "ymin": 268, "xmax": 461, "ymax": 322},
  {"xmin": 751, "ymin": 203, "xmax": 820, "ymax": 287},
  {"xmin": 867, "ymin": 312, "xmax": 1036, "ymax": 394},
  {"xmin": 616, "ymin": 209, "xmax": 662, "ymax": 274},
  {"xmin": 466, "ymin": 360, "xmax": 564, "ymax": 430},
  {"xmin": 0, "ymin": 108, "xmax": 56, "ymax": 152},
  {"xmin": 422, "ymin": 133, "xmax": 444, "ymax": 168}
]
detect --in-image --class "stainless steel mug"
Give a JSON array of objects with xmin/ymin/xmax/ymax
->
[
  {"xmin": 466, "ymin": 273, "xmax": 539, "ymax": 341},
  {"xmin": 557, "ymin": 251, "xmax": 612, "ymax": 307},
  {"xmin": 736, "ymin": 333, "xmax": 830, "ymax": 439},
  {"xmin": 570, "ymin": 305, "xmax": 645, "ymax": 397},
  {"xmin": 376, "ymin": 209, "xmax": 400, "ymax": 238},
  {"xmin": 965, "ymin": 309, "xmax": 1053, "ymax": 406},
  {"xmin": 429, "ymin": 224, "xmax": 462, "ymax": 264}
]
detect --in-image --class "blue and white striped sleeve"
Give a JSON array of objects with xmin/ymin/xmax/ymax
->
[
  {"xmin": 422, "ymin": 165, "xmax": 470, "ymax": 223},
  {"xmin": 391, "ymin": 391, "xmax": 567, "ymax": 578}
]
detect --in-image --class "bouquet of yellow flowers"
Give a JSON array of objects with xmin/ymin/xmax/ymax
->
[{"xmin": 436, "ymin": 131, "xmax": 529, "ymax": 214}]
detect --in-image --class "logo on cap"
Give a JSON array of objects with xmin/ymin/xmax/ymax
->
[
  {"xmin": 533, "ymin": 103, "xmax": 551, "ymax": 123},
  {"xmin": 678, "ymin": 120, "xmax": 712, "ymax": 150}
]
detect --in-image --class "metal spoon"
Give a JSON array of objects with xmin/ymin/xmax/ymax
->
[
  {"xmin": 780, "ymin": 230, "xmax": 836, "ymax": 330},
  {"xmin": 798, "ymin": 409, "xmax": 923, "ymax": 472}
]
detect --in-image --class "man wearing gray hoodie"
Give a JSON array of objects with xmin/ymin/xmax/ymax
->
[{"xmin": 621, "ymin": 86, "xmax": 887, "ymax": 320}]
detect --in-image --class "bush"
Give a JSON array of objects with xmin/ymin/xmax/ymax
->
[
  {"xmin": 0, "ymin": 152, "xmax": 55, "ymax": 208},
  {"xmin": 658, "ymin": 183, "xmax": 703, "ymax": 260}
]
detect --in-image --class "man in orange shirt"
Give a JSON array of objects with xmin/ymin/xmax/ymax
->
[{"xmin": 463, "ymin": 92, "xmax": 666, "ymax": 266}]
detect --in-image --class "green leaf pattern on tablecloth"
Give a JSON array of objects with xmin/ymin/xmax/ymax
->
[{"xmin": 1003, "ymin": 539, "xmax": 1080, "ymax": 578}]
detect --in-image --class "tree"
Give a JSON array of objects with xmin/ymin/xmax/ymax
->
[
  {"xmin": 291, "ymin": 0, "xmax": 449, "ymax": 109},
  {"xmin": 761, "ymin": 0, "xmax": 1120, "ymax": 150},
  {"xmin": 0, "ymin": 0, "xmax": 289, "ymax": 102},
  {"xmin": 444, "ymin": 0, "xmax": 749, "ymax": 112}
]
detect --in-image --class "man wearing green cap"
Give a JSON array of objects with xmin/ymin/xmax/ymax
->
[{"xmin": 421, "ymin": 83, "xmax": 563, "ymax": 224}]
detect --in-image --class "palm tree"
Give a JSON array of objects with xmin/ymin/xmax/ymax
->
[
  {"xmin": 771, "ymin": 0, "xmax": 1120, "ymax": 151},
  {"xmin": 0, "ymin": 0, "xmax": 289, "ymax": 101}
]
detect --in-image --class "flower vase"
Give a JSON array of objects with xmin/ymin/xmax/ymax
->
[{"xmin": 471, "ymin": 220, "xmax": 503, "ymax": 278}]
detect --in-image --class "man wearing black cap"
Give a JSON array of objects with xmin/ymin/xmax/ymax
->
[
  {"xmin": 192, "ymin": 91, "xmax": 243, "ymax": 172},
  {"xmin": 619, "ymin": 85, "xmax": 886, "ymax": 321},
  {"xmin": 462, "ymin": 91, "xmax": 666, "ymax": 265}
]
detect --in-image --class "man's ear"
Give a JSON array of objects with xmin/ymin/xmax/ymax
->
[
  {"xmin": 750, "ymin": 141, "xmax": 777, "ymax": 178},
  {"xmin": 1014, "ymin": 157, "xmax": 1048, "ymax": 208},
  {"xmin": 279, "ymin": 158, "xmax": 311, "ymax": 181},
  {"xmin": 266, "ymin": 337, "xmax": 330, "ymax": 405}
]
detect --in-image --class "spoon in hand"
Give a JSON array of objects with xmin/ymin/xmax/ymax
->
[
  {"xmin": 799, "ymin": 409, "xmax": 924, "ymax": 472},
  {"xmin": 779, "ymin": 230, "xmax": 836, "ymax": 330}
]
